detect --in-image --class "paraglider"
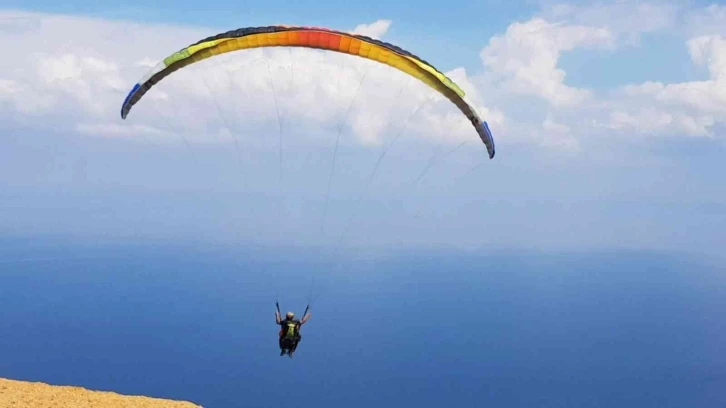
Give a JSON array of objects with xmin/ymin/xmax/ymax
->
[
  {"xmin": 119, "ymin": 24, "xmax": 497, "ymax": 358},
  {"xmin": 119, "ymin": 24, "xmax": 496, "ymax": 158},
  {"xmin": 276, "ymin": 302, "xmax": 311, "ymax": 358}
]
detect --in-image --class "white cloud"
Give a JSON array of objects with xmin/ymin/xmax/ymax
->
[
  {"xmin": 545, "ymin": 0, "xmax": 679, "ymax": 44},
  {"xmin": 603, "ymin": 34, "xmax": 726, "ymax": 137},
  {"xmin": 480, "ymin": 18, "xmax": 614, "ymax": 107},
  {"xmin": 470, "ymin": 1, "xmax": 726, "ymax": 143},
  {"xmin": 606, "ymin": 108, "xmax": 714, "ymax": 137},
  {"xmin": 352, "ymin": 19, "xmax": 391, "ymax": 39},
  {"xmin": 689, "ymin": 35, "xmax": 726, "ymax": 83},
  {"xmin": 0, "ymin": 77, "xmax": 55, "ymax": 114}
]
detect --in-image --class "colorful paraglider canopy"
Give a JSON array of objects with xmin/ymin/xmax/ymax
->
[{"xmin": 120, "ymin": 25, "xmax": 495, "ymax": 159}]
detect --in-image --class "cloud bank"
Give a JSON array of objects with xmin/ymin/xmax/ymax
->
[
  {"xmin": 0, "ymin": 10, "xmax": 499, "ymax": 156},
  {"xmin": 2, "ymin": 3, "xmax": 725, "ymax": 155}
]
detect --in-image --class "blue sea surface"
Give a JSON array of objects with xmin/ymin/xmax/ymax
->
[{"xmin": 0, "ymin": 237, "xmax": 724, "ymax": 407}]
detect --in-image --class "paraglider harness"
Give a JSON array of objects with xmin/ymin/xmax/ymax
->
[{"xmin": 277, "ymin": 302, "xmax": 308, "ymax": 352}]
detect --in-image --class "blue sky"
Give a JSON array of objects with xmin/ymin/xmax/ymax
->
[{"xmin": 1, "ymin": 1, "xmax": 725, "ymax": 257}]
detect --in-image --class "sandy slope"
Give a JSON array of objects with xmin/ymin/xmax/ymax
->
[{"xmin": 0, "ymin": 378, "xmax": 203, "ymax": 408}]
